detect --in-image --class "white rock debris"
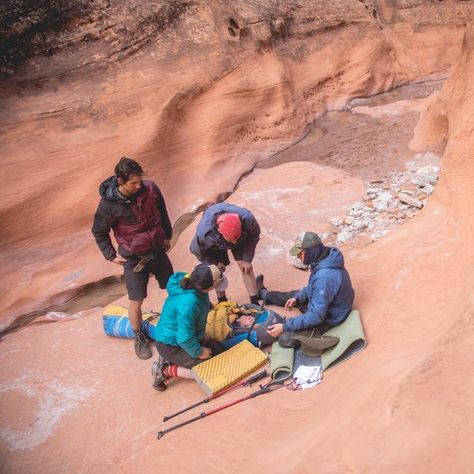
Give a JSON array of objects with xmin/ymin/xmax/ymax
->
[{"xmin": 325, "ymin": 164, "xmax": 440, "ymax": 244}]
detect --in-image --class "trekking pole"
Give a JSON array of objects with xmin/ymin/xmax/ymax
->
[
  {"xmin": 157, "ymin": 382, "xmax": 279, "ymax": 440},
  {"xmin": 162, "ymin": 369, "xmax": 268, "ymax": 422}
]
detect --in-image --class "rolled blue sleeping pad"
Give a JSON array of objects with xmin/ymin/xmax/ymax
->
[
  {"xmin": 102, "ymin": 314, "xmax": 136, "ymax": 338},
  {"xmin": 102, "ymin": 315, "xmax": 155, "ymax": 339}
]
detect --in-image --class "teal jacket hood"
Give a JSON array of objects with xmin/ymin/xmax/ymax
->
[{"xmin": 165, "ymin": 271, "xmax": 208, "ymax": 301}]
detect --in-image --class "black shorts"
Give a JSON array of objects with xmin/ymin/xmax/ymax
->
[
  {"xmin": 155, "ymin": 340, "xmax": 224, "ymax": 368},
  {"xmin": 123, "ymin": 249, "xmax": 173, "ymax": 301},
  {"xmin": 207, "ymin": 244, "xmax": 247, "ymax": 266}
]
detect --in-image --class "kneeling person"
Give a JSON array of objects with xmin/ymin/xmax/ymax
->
[
  {"xmin": 150, "ymin": 263, "xmax": 224, "ymax": 391},
  {"xmin": 263, "ymin": 232, "xmax": 355, "ymax": 345}
]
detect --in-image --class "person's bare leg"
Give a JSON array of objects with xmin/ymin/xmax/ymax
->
[
  {"xmin": 242, "ymin": 269, "xmax": 257, "ymax": 296},
  {"xmin": 128, "ymin": 299, "xmax": 143, "ymax": 331},
  {"xmin": 235, "ymin": 261, "xmax": 259, "ymax": 304},
  {"xmin": 129, "ymin": 299, "xmax": 152, "ymax": 359},
  {"xmin": 176, "ymin": 367, "xmax": 194, "ymax": 379}
]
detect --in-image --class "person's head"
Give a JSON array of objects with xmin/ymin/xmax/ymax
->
[
  {"xmin": 289, "ymin": 231, "xmax": 323, "ymax": 264},
  {"xmin": 114, "ymin": 157, "xmax": 144, "ymax": 196},
  {"xmin": 180, "ymin": 263, "xmax": 225, "ymax": 293},
  {"xmin": 216, "ymin": 213, "xmax": 241, "ymax": 244}
]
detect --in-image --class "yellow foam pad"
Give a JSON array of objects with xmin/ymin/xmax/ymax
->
[
  {"xmin": 103, "ymin": 305, "xmax": 128, "ymax": 316},
  {"xmin": 103, "ymin": 305, "xmax": 159, "ymax": 323},
  {"xmin": 192, "ymin": 340, "xmax": 268, "ymax": 396}
]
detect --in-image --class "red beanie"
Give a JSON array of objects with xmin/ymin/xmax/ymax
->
[{"xmin": 217, "ymin": 213, "xmax": 241, "ymax": 243}]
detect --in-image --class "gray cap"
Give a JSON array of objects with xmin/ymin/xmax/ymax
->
[{"xmin": 289, "ymin": 231, "xmax": 322, "ymax": 256}]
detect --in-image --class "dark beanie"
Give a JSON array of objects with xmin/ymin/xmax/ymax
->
[
  {"xmin": 303, "ymin": 244, "xmax": 325, "ymax": 266},
  {"xmin": 190, "ymin": 263, "xmax": 214, "ymax": 290}
]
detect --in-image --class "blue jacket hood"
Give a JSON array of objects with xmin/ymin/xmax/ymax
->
[
  {"xmin": 284, "ymin": 246, "xmax": 355, "ymax": 332},
  {"xmin": 310, "ymin": 247, "xmax": 344, "ymax": 272}
]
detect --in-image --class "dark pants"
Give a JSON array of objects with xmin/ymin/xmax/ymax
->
[
  {"xmin": 264, "ymin": 290, "xmax": 335, "ymax": 344},
  {"xmin": 263, "ymin": 290, "xmax": 298, "ymax": 307},
  {"xmin": 155, "ymin": 340, "xmax": 223, "ymax": 369},
  {"xmin": 123, "ymin": 248, "xmax": 174, "ymax": 300}
]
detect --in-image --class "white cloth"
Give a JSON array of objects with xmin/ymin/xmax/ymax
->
[{"xmin": 293, "ymin": 364, "xmax": 322, "ymax": 390}]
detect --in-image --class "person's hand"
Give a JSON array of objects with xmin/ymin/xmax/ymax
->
[
  {"xmin": 236, "ymin": 260, "xmax": 253, "ymax": 274},
  {"xmin": 198, "ymin": 346, "xmax": 212, "ymax": 359},
  {"xmin": 217, "ymin": 262, "xmax": 227, "ymax": 273},
  {"xmin": 112, "ymin": 256, "xmax": 126, "ymax": 266},
  {"xmin": 285, "ymin": 297, "xmax": 297, "ymax": 310},
  {"xmin": 267, "ymin": 323, "xmax": 284, "ymax": 338},
  {"xmin": 162, "ymin": 239, "xmax": 171, "ymax": 252}
]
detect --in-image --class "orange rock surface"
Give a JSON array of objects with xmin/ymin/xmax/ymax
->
[{"xmin": 1, "ymin": 2, "xmax": 473, "ymax": 472}]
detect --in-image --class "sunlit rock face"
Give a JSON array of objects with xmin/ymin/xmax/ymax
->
[
  {"xmin": 1, "ymin": 2, "xmax": 474, "ymax": 472},
  {"xmin": 1, "ymin": 0, "xmax": 471, "ymax": 325}
]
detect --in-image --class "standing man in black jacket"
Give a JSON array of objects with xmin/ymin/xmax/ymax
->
[{"xmin": 92, "ymin": 157, "xmax": 174, "ymax": 360}]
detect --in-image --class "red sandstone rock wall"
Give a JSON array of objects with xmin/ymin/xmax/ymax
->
[
  {"xmin": 1, "ymin": 30, "xmax": 474, "ymax": 471},
  {"xmin": 0, "ymin": 1, "xmax": 471, "ymax": 324},
  {"xmin": 1, "ymin": 2, "xmax": 474, "ymax": 473}
]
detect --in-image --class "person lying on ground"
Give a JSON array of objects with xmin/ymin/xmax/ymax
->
[
  {"xmin": 258, "ymin": 232, "xmax": 355, "ymax": 347},
  {"xmin": 91, "ymin": 157, "xmax": 173, "ymax": 361},
  {"xmin": 150, "ymin": 263, "xmax": 225, "ymax": 391},
  {"xmin": 190, "ymin": 203, "xmax": 261, "ymax": 305}
]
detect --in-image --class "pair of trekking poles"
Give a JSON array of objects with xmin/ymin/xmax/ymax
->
[{"xmin": 157, "ymin": 369, "xmax": 283, "ymax": 439}]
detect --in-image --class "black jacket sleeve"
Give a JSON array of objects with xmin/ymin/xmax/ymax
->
[
  {"xmin": 91, "ymin": 200, "xmax": 117, "ymax": 261},
  {"xmin": 153, "ymin": 183, "xmax": 172, "ymax": 239}
]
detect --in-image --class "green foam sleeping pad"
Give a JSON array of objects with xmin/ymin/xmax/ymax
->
[
  {"xmin": 270, "ymin": 342, "xmax": 295, "ymax": 381},
  {"xmin": 321, "ymin": 309, "xmax": 366, "ymax": 370}
]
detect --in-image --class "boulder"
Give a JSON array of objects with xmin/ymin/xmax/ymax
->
[{"xmin": 398, "ymin": 193, "xmax": 423, "ymax": 209}]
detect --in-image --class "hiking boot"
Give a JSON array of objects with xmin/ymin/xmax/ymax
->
[
  {"xmin": 134, "ymin": 331, "xmax": 152, "ymax": 360},
  {"xmin": 151, "ymin": 356, "xmax": 168, "ymax": 391},
  {"xmin": 256, "ymin": 274, "xmax": 267, "ymax": 300}
]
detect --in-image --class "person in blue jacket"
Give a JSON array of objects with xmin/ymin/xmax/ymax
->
[
  {"xmin": 150, "ymin": 263, "xmax": 224, "ymax": 391},
  {"xmin": 261, "ymin": 232, "xmax": 355, "ymax": 344},
  {"xmin": 190, "ymin": 203, "xmax": 261, "ymax": 305}
]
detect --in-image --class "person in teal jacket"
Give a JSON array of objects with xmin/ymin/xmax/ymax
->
[{"xmin": 150, "ymin": 263, "xmax": 225, "ymax": 391}]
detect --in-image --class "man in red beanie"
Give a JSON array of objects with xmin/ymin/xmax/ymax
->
[{"xmin": 190, "ymin": 203, "xmax": 261, "ymax": 304}]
